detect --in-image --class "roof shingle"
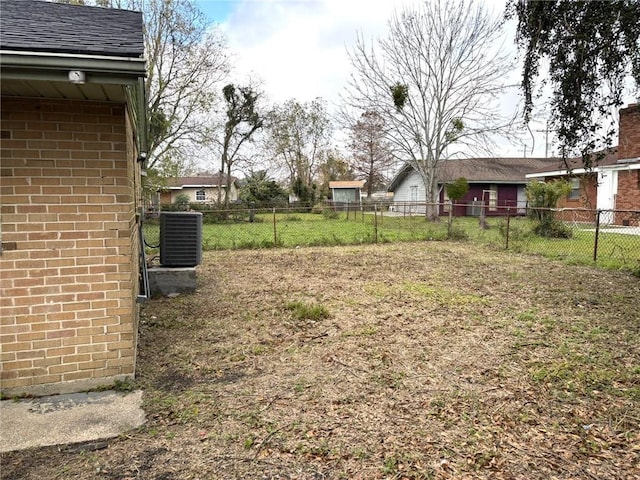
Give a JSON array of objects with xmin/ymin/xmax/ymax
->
[
  {"xmin": 437, "ymin": 157, "xmax": 562, "ymax": 183},
  {"xmin": 0, "ymin": 0, "xmax": 144, "ymax": 57}
]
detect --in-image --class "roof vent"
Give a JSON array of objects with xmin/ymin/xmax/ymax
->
[{"xmin": 160, "ymin": 212, "xmax": 202, "ymax": 267}]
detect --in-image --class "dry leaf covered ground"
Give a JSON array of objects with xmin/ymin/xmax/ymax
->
[{"xmin": 3, "ymin": 242, "xmax": 640, "ymax": 479}]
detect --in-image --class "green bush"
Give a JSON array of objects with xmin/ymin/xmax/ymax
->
[
  {"xmin": 526, "ymin": 180, "xmax": 572, "ymax": 238},
  {"xmin": 446, "ymin": 225, "xmax": 468, "ymax": 241},
  {"xmin": 533, "ymin": 218, "xmax": 573, "ymax": 238},
  {"xmin": 174, "ymin": 193, "xmax": 190, "ymax": 211},
  {"xmin": 322, "ymin": 208, "xmax": 340, "ymax": 220}
]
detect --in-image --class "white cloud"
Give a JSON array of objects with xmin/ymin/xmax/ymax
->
[
  {"xmin": 211, "ymin": 0, "xmax": 562, "ymax": 157},
  {"xmin": 219, "ymin": 0, "xmax": 419, "ymax": 104}
]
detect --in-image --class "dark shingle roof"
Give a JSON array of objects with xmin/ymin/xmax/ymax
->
[
  {"xmin": 437, "ymin": 157, "xmax": 562, "ymax": 183},
  {"xmin": 0, "ymin": 0, "xmax": 143, "ymax": 57},
  {"xmin": 388, "ymin": 157, "xmax": 563, "ymax": 191},
  {"xmin": 527, "ymin": 149, "xmax": 619, "ymax": 175}
]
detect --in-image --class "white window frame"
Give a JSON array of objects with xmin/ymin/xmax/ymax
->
[
  {"xmin": 410, "ymin": 185, "xmax": 418, "ymax": 203},
  {"xmin": 488, "ymin": 185, "xmax": 498, "ymax": 211},
  {"xmin": 568, "ymin": 177, "xmax": 581, "ymax": 200},
  {"xmin": 195, "ymin": 189, "xmax": 206, "ymax": 202}
]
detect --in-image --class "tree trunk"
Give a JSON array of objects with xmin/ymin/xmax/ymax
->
[{"xmin": 424, "ymin": 174, "xmax": 439, "ymax": 221}]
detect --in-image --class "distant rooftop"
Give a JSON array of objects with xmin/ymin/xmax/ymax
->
[
  {"xmin": 165, "ymin": 173, "xmax": 239, "ymax": 189},
  {"xmin": 388, "ymin": 157, "xmax": 563, "ymax": 191},
  {"xmin": 329, "ymin": 181, "xmax": 366, "ymax": 189},
  {"xmin": 437, "ymin": 157, "xmax": 563, "ymax": 183}
]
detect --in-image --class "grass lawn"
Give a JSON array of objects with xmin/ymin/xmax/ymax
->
[
  {"xmin": 144, "ymin": 212, "xmax": 640, "ymax": 273},
  {"xmin": 4, "ymin": 242, "xmax": 639, "ymax": 479}
]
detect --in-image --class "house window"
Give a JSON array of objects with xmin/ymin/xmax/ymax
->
[
  {"xmin": 568, "ymin": 178, "xmax": 580, "ymax": 200},
  {"xmin": 488, "ymin": 185, "xmax": 498, "ymax": 211},
  {"xmin": 410, "ymin": 186, "xmax": 418, "ymax": 203},
  {"xmin": 196, "ymin": 189, "xmax": 206, "ymax": 201}
]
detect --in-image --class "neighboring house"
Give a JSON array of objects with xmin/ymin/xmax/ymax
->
[
  {"xmin": 329, "ymin": 181, "xmax": 365, "ymax": 203},
  {"xmin": 0, "ymin": 0, "xmax": 147, "ymax": 395},
  {"xmin": 526, "ymin": 104, "xmax": 640, "ymax": 225},
  {"xmin": 158, "ymin": 172, "xmax": 240, "ymax": 207},
  {"xmin": 525, "ymin": 151, "xmax": 617, "ymax": 211},
  {"xmin": 388, "ymin": 157, "xmax": 560, "ymax": 216}
]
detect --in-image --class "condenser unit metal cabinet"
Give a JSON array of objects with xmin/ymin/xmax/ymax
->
[
  {"xmin": 160, "ymin": 212, "xmax": 203, "ymax": 267},
  {"xmin": 466, "ymin": 201, "xmax": 484, "ymax": 217}
]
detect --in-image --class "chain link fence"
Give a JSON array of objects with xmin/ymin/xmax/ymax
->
[
  {"xmin": 141, "ymin": 203, "xmax": 640, "ymax": 271},
  {"xmin": 500, "ymin": 207, "xmax": 640, "ymax": 270}
]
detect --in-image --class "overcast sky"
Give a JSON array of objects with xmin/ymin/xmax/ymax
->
[{"xmin": 192, "ymin": 0, "xmax": 560, "ymax": 158}]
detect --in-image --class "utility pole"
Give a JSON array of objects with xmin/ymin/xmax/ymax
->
[{"xmin": 535, "ymin": 120, "xmax": 551, "ymax": 157}]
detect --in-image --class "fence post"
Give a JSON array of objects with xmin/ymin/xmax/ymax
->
[
  {"xmin": 593, "ymin": 209, "xmax": 601, "ymax": 262},
  {"xmin": 374, "ymin": 204, "xmax": 378, "ymax": 243},
  {"xmin": 506, "ymin": 207, "xmax": 511, "ymax": 250},
  {"xmin": 273, "ymin": 207, "xmax": 277, "ymax": 245}
]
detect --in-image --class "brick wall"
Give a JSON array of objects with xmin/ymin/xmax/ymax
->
[
  {"xmin": 616, "ymin": 104, "xmax": 640, "ymax": 225},
  {"xmin": 556, "ymin": 174, "xmax": 598, "ymax": 210},
  {"xmin": 1, "ymin": 97, "xmax": 141, "ymax": 395},
  {"xmin": 616, "ymin": 104, "xmax": 640, "ymax": 217},
  {"xmin": 615, "ymin": 169, "xmax": 640, "ymax": 225},
  {"xmin": 618, "ymin": 104, "xmax": 640, "ymax": 161}
]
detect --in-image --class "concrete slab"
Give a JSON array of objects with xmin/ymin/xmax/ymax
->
[
  {"xmin": 0, "ymin": 390, "xmax": 145, "ymax": 453},
  {"xmin": 148, "ymin": 266, "xmax": 197, "ymax": 297}
]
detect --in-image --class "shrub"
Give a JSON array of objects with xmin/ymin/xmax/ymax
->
[
  {"xmin": 322, "ymin": 208, "xmax": 340, "ymax": 220},
  {"xmin": 446, "ymin": 225, "xmax": 468, "ymax": 241},
  {"xmin": 526, "ymin": 180, "xmax": 572, "ymax": 238},
  {"xmin": 174, "ymin": 193, "xmax": 190, "ymax": 211},
  {"xmin": 533, "ymin": 218, "xmax": 573, "ymax": 238},
  {"xmin": 445, "ymin": 177, "xmax": 469, "ymax": 202}
]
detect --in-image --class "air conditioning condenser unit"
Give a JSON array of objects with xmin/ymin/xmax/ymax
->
[{"xmin": 160, "ymin": 212, "xmax": 202, "ymax": 267}]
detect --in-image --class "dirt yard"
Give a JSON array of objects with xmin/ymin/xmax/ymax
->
[{"xmin": 3, "ymin": 242, "xmax": 639, "ymax": 479}]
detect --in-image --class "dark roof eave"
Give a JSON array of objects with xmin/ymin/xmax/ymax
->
[
  {"xmin": 0, "ymin": 50, "xmax": 146, "ymax": 83},
  {"xmin": 451, "ymin": 180, "xmax": 530, "ymax": 185},
  {"xmin": 387, "ymin": 163, "xmax": 414, "ymax": 192}
]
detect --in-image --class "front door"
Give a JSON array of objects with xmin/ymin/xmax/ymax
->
[
  {"xmin": 597, "ymin": 170, "xmax": 616, "ymax": 211},
  {"xmin": 597, "ymin": 170, "xmax": 617, "ymax": 225}
]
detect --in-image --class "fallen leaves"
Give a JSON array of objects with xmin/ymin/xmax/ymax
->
[{"xmin": 3, "ymin": 242, "xmax": 639, "ymax": 479}]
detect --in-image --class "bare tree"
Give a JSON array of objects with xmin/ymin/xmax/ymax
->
[
  {"xmin": 349, "ymin": 110, "xmax": 394, "ymax": 197},
  {"xmin": 344, "ymin": 0, "xmax": 515, "ymax": 219},
  {"xmin": 267, "ymin": 98, "xmax": 332, "ymax": 204},
  {"xmin": 217, "ymin": 83, "xmax": 264, "ymax": 208},
  {"xmin": 57, "ymin": 0, "xmax": 231, "ymax": 173},
  {"xmin": 140, "ymin": 0, "xmax": 229, "ymax": 171}
]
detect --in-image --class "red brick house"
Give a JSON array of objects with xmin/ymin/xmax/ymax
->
[
  {"xmin": 1, "ymin": 0, "xmax": 147, "ymax": 395},
  {"xmin": 526, "ymin": 104, "xmax": 640, "ymax": 225}
]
